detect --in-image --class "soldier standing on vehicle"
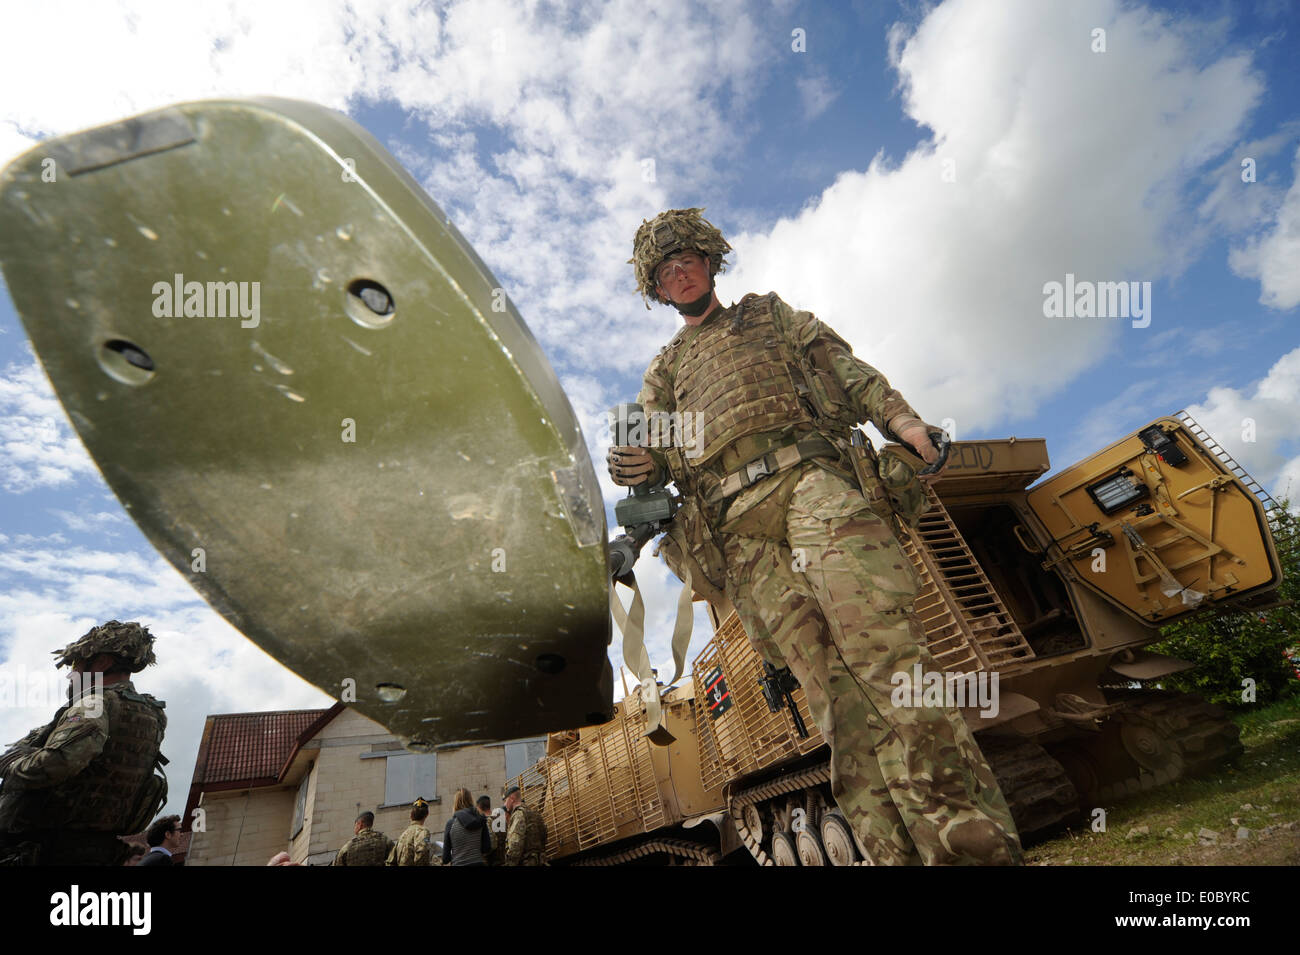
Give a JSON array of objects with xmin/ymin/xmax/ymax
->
[
  {"xmin": 386, "ymin": 798, "xmax": 435, "ymax": 866},
  {"xmin": 608, "ymin": 209, "xmax": 1022, "ymax": 866},
  {"xmin": 333, "ymin": 810, "xmax": 393, "ymax": 866},
  {"xmin": 0, "ymin": 620, "xmax": 168, "ymax": 866},
  {"xmin": 502, "ymin": 785, "xmax": 546, "ymax": 866}
]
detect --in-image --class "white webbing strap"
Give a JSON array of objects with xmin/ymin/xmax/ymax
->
[
  {"xmin": 610, "ymin": 575, "xmax": 675, "ymax": 745},
  {"xmin": 667, "ymin": 566, "xmax": 695, "ymax": 686}
]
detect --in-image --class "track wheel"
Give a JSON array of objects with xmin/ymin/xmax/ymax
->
[
  {"xmin": 1048, "ymin": 742, "xmax": 1103, "ymax": 806},
  {"xmin": 819, "ymin": 811, "xmax": 862, "ymax": 866},
  {"xmin": 771, "ymin": 831, "xmax": 800, "ymax": 866},
  {"xmin": 1109, "ymin": 691, "xmax": 1243, "ymax": 779},
  {"xmin": 742, "ymin": 803, "xmax": 764, "ymax": 843},
  {"xmin": 796, "ymin": 827, "xmax": 827, "ymax": 866}
]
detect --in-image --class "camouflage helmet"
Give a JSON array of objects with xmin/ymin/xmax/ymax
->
[
  {"xmin": 52, "ymin": 620, "xmax": 157, "ymax": 672},
  {"xmin": 629, "ymin": 208, "xmax": 732, "ymax": 307}
]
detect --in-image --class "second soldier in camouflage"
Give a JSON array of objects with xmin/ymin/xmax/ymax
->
[
  {"xmin": 0, "ymin": 621, "xmax": 168, "ymax": 866},
  {"xmin": 333, "ymin": 810, "xmax": 393, "ymax": 866},
  {"xmin": 502, "ymin": 785, "xmax": 547, "ymax": 866}
]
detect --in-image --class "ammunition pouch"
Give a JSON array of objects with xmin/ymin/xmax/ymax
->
[
  {"xmin": 653, "ymin": 494, "xmax": 727, "ymax": 604},
  {"xmin": 123, "ymin": 767, "xmax": 168, "ymax": 837},
  {"xmin": 876, "ymin": 445, "xmax": 931, "ymax": 529},
  {"xmin": 846, "ymin": 439, "xmax": 891, "ymax": 519},
  {"xmin": 845, "ymin": 434, "xmax": 931, "ymax": 530}
]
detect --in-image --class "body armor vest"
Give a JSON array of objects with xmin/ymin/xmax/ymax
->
[
  {"xmin": 511, "ymin": 805, "xmax": 548, "ymax": 864},
  {"xmin": 5, "ymin": 683, "xmax": 166, "ymax": 833},
  {"xmin": 670, "ymin": 294, "xmax": 818, "ymax": 473},
  {"xmin": 337, "ymin": 827, "xmax": 391, "ymax": 866}
]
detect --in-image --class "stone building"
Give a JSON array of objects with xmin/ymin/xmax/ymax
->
[{"xmin": 182, "ymin": 703, "xmax": 545, "ymax": 865}]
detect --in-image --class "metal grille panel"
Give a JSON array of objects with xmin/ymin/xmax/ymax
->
[
  {"xmin": 904, "ymin": 486, "xmax": 1036, "ymax": 670},
  {"xmin": 693, "ymin": 613, "xmax": 824, "ymax": 791},
  {"xmin": 510, "ymin": 697, "xmax": 666, "ymax": 859}
]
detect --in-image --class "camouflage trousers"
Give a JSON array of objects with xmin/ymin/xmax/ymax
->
[{"xmin": 717, "ymin": 463, "xmax": 1023, "ymax": 866}]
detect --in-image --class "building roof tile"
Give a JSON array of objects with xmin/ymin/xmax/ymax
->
[{"xmin": 198, "ymin": 709, "xmax": 330, "ymax": 785}]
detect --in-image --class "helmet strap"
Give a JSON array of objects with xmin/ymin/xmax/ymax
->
[{"xmin": 673, "ymin": 278, "xmax": 715, "ymax": 318}]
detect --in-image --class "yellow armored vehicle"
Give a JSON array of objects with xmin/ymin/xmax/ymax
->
[{"xmin": 514, "ymin": 413, "xmax": 1284, "ymax": 864}]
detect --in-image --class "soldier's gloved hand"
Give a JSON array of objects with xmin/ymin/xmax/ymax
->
[
  {"xmin": 607, "ymin": 446, "xmax": 661, "ymax": 487},
  {"xmin": 899, "ymin": 425, "xmax": 948, "ymax": 481}
]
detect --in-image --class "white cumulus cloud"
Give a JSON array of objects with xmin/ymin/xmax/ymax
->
[
  {"xmin": 1183, "ymin": 345, "xmax": 1300, "ymax": 502},
  {"xmin": 0, "ymin": 357, "xmax": 99, "ymax": 493},
  {"xmin": 721, "ymin": 0, "xmax": 1265, "ymax": 439}
]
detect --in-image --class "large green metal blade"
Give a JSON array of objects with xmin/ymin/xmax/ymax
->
[{"xmin": 0, "ymin": 98, "xmax": 613, "ymax": 747}]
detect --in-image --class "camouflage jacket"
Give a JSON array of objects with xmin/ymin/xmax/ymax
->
[
  {"xmin": 334, "ymin": 826, "xmax": 394, "ymax": 866},
  {"xmin": 487, "ymin": 825, "xmax": 506, "ymax": 866},
  {"xmin": 386, "ymin": 823, "xmax": 434, "ymax": 866},
  {"xmin": 0, "ymin": 679, "xmax": 166, "ymax": 836},
  {"xmin": 505, "ymin": 803, "xmax": 547, "ymax": 866}
]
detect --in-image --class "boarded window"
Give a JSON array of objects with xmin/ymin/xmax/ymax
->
[
  {"xmin": 384, "ymin": 752, "xmax": 438, "ymax": 805},
  {"xmin": 291, "ymin": 764, "xmax": 311, "ymax": 838},
  {"xmin": 504, "ymin": 738, "xmax": 547, "ymax": 782}
]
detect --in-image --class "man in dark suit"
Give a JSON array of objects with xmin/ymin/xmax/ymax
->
[{"xmin": 138, "ymin": 814, "xmax": 182, "ymax": 866}]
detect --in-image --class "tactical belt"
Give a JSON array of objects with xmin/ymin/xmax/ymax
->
[{"xmin": 704, "ymin": 434, "xmax": 838, "ymax": 506}]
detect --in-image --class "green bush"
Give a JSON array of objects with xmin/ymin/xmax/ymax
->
[{"xmin": 1149, "ymin": 498, "xmax": 1300, "ymax": 709}]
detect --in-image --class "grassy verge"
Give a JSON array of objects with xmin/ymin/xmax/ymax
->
[{"xmin": 1026, "ymin": 693, "xmax": 1300, "ymax": 866}]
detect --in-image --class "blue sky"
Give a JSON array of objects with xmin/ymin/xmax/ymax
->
[{"xmin": 1, "ymin": 0, "xmax": 1298, "ymax": 818}]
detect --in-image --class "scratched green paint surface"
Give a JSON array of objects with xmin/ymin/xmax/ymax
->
[{"xmin": 0, "ymin": 99, "xmax": 613, "ymax": 746}]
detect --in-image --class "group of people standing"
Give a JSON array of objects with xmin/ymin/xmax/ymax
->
[{"xmin": 334, "ymin": 785, "xmax": 547, "ymax": 866}]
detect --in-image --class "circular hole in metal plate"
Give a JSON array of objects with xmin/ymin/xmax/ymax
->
[
  {"xmin": 534, "ymin": 653, "xmax": 566, "ymax": 674},
  {"xmin": 97, "ymin": 339, "xmax": 156, "ymax": 385},
  {"xmin": 375, "ymin": 682, "xmax": 407, "ymax": 702},
  {"xmin": 345, "ymin": 278, "xmax": 396, "ymax": 328}
]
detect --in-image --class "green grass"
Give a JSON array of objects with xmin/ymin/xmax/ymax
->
[{"xmin": 1026, "ymin": 694, "xmax": 1300, "ymax": 866}]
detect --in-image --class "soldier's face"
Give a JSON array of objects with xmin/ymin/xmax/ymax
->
[
  {"xmin": 655, "ymin": 252, "xmax": 710, "ymax": 304},
  {"xmin": 67, "ymin": 654, "xmax": 114, "ymax": 693}
]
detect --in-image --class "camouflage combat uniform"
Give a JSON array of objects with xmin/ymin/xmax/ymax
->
[
  {"xmin": 386, "ymin": 823, "xmax": 434, "ymax": 866},
  {"xmin": 638, "ymin": 290, "xmax": 1023, "ymax": 866},
  {"xmin": 333, "ymin": 825, "xmax": 394, "ymax": 866},
  {"xmin": 504, "ymin": 803, "xmax": 547, "ymax": 866},
  {"xmin": 0, "ymin": 679, "xmax": 167, "ymax": 866},
  {"xmin": 486, "ymin": 819, "xmax": 506, "ymax": 866}
]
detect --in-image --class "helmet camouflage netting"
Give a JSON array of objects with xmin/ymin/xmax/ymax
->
[
  {"xmin": 629, "ymin": 208, "xmax": 732, "ymax": 308},
  {"xmin": 52, "ymin": 620, "xmax": 157, "ymax": 672}
]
